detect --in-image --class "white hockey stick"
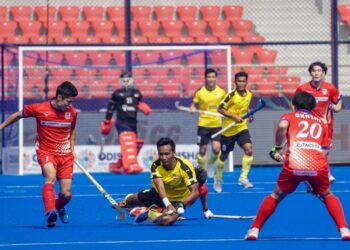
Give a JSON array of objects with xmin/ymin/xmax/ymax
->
[
  {"xmin": 211, "ymin": 99, "xmax": 266, "ymax": 139},
  {"xmin": 210, "ymin": 214, "xmax": 256, "ymax": 220},
  {"xmin": 174, "ymin": 101, "xmax": 223, "ymax": 117},
  {"xmin": 74, "ymin": 159, "xmax": 126, "ymax": 220}
]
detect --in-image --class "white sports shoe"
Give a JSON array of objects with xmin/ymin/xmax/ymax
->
[
  {"xmin": 340, "ymin": 227, "xmax": 350, "ymax": 240},
  {"xmin": 213, "ymin": 177, "xmax": 223, "ymax": 193},
  {"xmin": 245, "ymin": 227, "xmax": 259, "ymax": 240},
  {"xmin": 329, "ymin": 174, "xmax": 336, "ymax": 183},
  {"xmin": 238, "ymin": 178, "xmax": 254, "ymax": 189}
]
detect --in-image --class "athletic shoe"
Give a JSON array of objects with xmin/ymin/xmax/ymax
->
[
  {"xmin": 46, "ymin": 210, "xmax": 57, "ymax": 228},
  {"xmin": 340, "ymin": 227, "xmax": 350, "ymax": 240},
  {"xmin": 129, "ymin": 207, "xmax": 148, "ymax": 217},
  {"xmin": 238, "ymin": 178, "xmax": 254, "ymax": 189},
  {"xmin": 245, "ymin": 227, "xmax": 259, "ymax": 240},
  {"xmin": 57, "ymin": 207, "xmax": 69, "ymax": 224},
  {"xmin": 213, "ymin": 177, "xmax": 223, "ymax": 193},
  {"xmin": 134, "ymin": 208, "xmax": 149, "ymax": 223},
  {"xmin": 329, "ymin": 174, "xmax": 336, "ymax": 183}
]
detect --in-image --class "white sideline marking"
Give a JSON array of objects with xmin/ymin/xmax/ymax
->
[{"xmin": 0, "ymin": 237, "xmax": 340, "ymax": 247}]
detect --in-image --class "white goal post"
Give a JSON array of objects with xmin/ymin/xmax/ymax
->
[{"xmin": 16, "ymin": 45, "xmax": 234, "ymax": 175}]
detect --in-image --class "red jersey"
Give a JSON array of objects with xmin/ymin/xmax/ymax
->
[
  {"xmin": 281, "ymin": 110, "xmax": 328, "ymax": 172},
  {"xmin": 23, "ymin": 101, "xmax": 77, "ymax": 156},
  {"xmin": 296, "ymin": 81, "xmax": 341, "ymax": 125}
]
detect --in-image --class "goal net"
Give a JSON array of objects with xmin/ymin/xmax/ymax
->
[{"xmin": 2, "ymin": 45, "xmax": 234, "ymax": 174}]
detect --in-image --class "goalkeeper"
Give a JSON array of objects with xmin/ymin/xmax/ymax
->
[
  {"xmin": 245, "ymin": 91, "xmax": 350, "ymax": 240},
  {"xmin": 123, "ymin": 137, "xmax": 214, "ymax": 225},
  {"xmin": 100, "ymin": 71, "xmax": 152, "ymax": 174}
]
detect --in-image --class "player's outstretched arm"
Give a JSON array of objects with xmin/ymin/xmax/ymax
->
[
  {"xmin": 0, "ymin": 111, "xmax": 23, "ymax": 130},
  {"xmin": 137, "ymin": 102, "xmax": 152, "ymax": 115}
]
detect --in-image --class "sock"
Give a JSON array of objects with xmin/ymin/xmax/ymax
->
[
  {"xmin": 240, "ymin": 155, "xmax": 253, "ymax": 179},
  {"xmin": 251, "ymin": 195, "xmax": 278, "ymax": 229},
  {"xmin": 55, "ymin": 192, "xmax": 72, "ymax": 210},
  {"xmin": 324, "ymin": 194, "xmax": 348, "ymax": 229},
  {"xmin": 215, "ymin": 158, "xmax": 225, "ymax": 180},
  {"xmin": 148, "ymin": 209, "xmax": 163, "ymax": 221},
  {"xmin": 196, "ymin": 153, "xmax": 206, "ymax": 169},
  {"xmin": 42, "ymin": 183, "xmax": 56, "ymax": 215},
  {"xmin": 207, "ymin": 151, "xmax": 219, "ymax": 165}
]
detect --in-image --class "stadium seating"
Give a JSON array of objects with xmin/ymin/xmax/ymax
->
[
  {"xmin": 338, "ymin": 5, "xmax": 350, "ymax": 22},
  {"xmin": 176, "ymin": 6, "xmax": 198, "ymax": 21},
  {"xmin": 46, "ymin": 21, "xmax": 67, "ymax": 39},
  {"xmin": 183, "ymin": 78, "xmax": 203, "ymax": 97},
  {"xmin": 200, "ymin": 6, "xmax": 221, "ymax": 21},
  {"xmin": 154, "ymin": 6, "xmax": 174, "ymax": 21},
  {"xmin": 223, "ymin": 5, "xmax": 243, "ymax": 21},
  {"xmin": 19, "ymin": 21, "xmax": 41, "ymax": 37},
  {"xmin": 279, "ymin": 76, "xmax": 301, "ymax": 95},
  {"xmin": 52, "ymin": 36, "xmax": 77, "ymax": 44},
  {"xmin": 10, "ymin": 6, "xmax": 32, "ymax": 21},
  {"xmin": 77, "ymin": 35, "xmax": 101, "ymax": 44},
  {"xmin": 256, "ymin": 49, "xmax": 277, "ymax": 64},
  {"xmin": 34, "ymin": 6, "xmax": 56, "ymax": 22},
  {"xmin": 208, "ymin": 20, "xmax": 231, "ymax": 36},
  {"xmin": 232, "ymin": 48, "xmax": 254, "ymax": 64},
  {"xmin": 138, "ymin": 21, "xmax": 160, "ymax": 37},
  {"xmin": 195, "ymin": 36, "xmax": 218, "ymax": 43},
  {"xmin": 242, "ymin": 35, "xmax": 265, "ymax": 53},
  {"xmin": 267, "ymin": 66, "xmax": 288, "ymax": 76},
  {"xmin": 219, "ymin": 35, "xmax": 241, "ymax": 43},
  {"xmin": 243, "ymin": 67, "xmax": 265, "ymax": 77},
  {"xmin": 5, "ymin": 36, "xmax": 29, "ymax": 44},
  {"xmin": 254, "ymin": 76, "xmax": 280, "ymax": 96},
  {"xmin": 148, "ymin": 36, "xmax": 171, "ymax": 43},
  {"xmin": 231, "ymin": 20, "xmax": 253, "ymax": 36},
  {"xmin": 58, "ymin": 6, "xmax": 80, "ymax": 21},
  {"xmin": 161, "ymin": 21, "xmax": 184, "ymax": 38},
  {"xmin": 0, "ymin": 21, "xmax": 17, "ymax": 37},
  {"xmin": 91, "ymin": 21, "xmax": 114, "ymax": 38},
  {"xmin": 185, "ymin": 20, "xmax": 208, "ymax": 37},
  {"xmin": 82, "ymin": 6, "xmax": 104, "ymax": 21},
  {"xmin": 0, "ymin": 6, "xmax": 7, "ymax": 21},
  {"xmin": 67, "ymin": 21, "xmax": 90, "ymax": 37},
  {"xmin": 131, "ymin": 6, "xmax": 151, "ymax": 21},
  {"xmin": 106, "ymin": 6, "xmax": 125, "ymax": 22},
  {"xmin": 171, "ymin": 36, "xmax": 195, "ymax": 43}
]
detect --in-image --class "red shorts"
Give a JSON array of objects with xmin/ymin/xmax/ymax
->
[
  {"xmin": 277, "ymin": 167, "xmax": 330, "ymax": 195},
  {"xmin": 37, "ymin": 150, "xmax": 74, "ymax": 180}
]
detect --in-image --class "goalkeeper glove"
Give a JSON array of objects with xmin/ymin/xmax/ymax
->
[
  {"xmin": 100, "ymin": 119, "xmax": 114, "ymax": 135},
  {"xmin": 269, "ymin": 145, "xmax": 285, "ymax": 162}
]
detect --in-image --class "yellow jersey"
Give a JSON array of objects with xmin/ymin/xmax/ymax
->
[
  {"xmin": 219, "ymin": 89, "xmax": 253, "ymax": 136},
  {"xmin": 150, "ymin": 156, "xmax": 197, "ymax": 202},
  {"xmin": 193, "ymin": 85, "xmax": 226, "ymax": 128}
]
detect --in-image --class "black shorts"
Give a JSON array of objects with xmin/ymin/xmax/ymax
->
[
  {"xmin": 137, "ymin": 188, "xmax": 184, "ymax": 208},
  {"xmin": 197, "ymin": 126, "xmax": 221, "ymax": 145},
  {"xmin": 116, "ymin": 121, "xmax": 137, "ymax": 134},
  {"xmin": 194, "ymin": 167, "xmax": 207, "ymax": 187},
  {"xmin": 220, "ymin": 129, "xmax": 252, "ymax": 153}
]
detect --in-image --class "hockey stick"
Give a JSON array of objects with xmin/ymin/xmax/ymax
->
[
  {"xmin": 174, "ymin": 101, "xmax": 223, "ymax": 117},
  {"xmin": 74, "ymin": 159, "xmax": 126, "ymax": 220},
  {"xmin": 98, "ymin": 136, "xmax": 105, "ymax": 160},
  {"xmin": 210, "ymin": 214, "xmax": 256, "ymax": 220},
  {"xmin": 211, "ymin": 99, "xmax": 266, "ymax": 139}
]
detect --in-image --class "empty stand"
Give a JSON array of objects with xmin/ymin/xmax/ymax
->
[
  {"xmin": 176, "ymin": 6, "xmax": 198, "ymax": 21},
  {"xmin": 338, "ymin": 5, "xmax": 350, "ymax": 22},
  {"xmin": 185, "ymin": 20, "xmax": 207, "ymax": 37},
  {"xmin": 19, "ymin": 21, "xmax": 41, "ymax": 37},
  {"xmin": 58, "ymin": 6, "xmax": 80, "ymax": 21},
  {"xmin": 162, "ymin": 21, "xmax": 184, "ymax": 37},
  {"xmin": 195, "ymin": 36, "xmax": 218, "ymax": 43},
  {"xmin": 131, "ymin": 6, "xmax": 151, "ymax": 21},
  {"xmin": 200, "ymin": 6, "xmax": 221, "ymax": 21},
  {"xmin": 78, "ymin": 35, "xmax": 101, "ymax": 44},
  {"xmin": 219, "ymin": 35, "xmax": 241, "ymax": 43},
  {"xmin": 279, "ymin": 76, "xmax": 301, "ymax": 95},
  {"xmin": 267, "ymin": 66, "xmax": 288, "ymax": 76},
  {"xmin": 92, "ymin": 20, "xmax": 114, "ymax": 38},
  {"xmin": 243, "ymin": 67, "xmax": 265, "ymax": 77},
  {"xmin": 0, "ymin": 21, "xmax": 17, "ymax": 37},
  {"xmin": 0, "ymin": 6, "xmax": 7, "ymax": 21},
  {"xmin": 255, "ymin": 76, "xmax": 280, "ymax": 96},
  {"xmin": 34, "ymin": 6, "xmax": 56, "ymax": 22},
  {"xmin": 154, "ymin": 6, "xmax": 174, "ymax": 21},
  {"xmin": 106, "ymin": 6, "xmax": 124, "ymax": 22},
  {"xmin": 138, "ymin": 20, "xmax": 160, "ymax": 37},
  {"xmin": 223, "ymin": 5, "xmax": 243, "ymax": 21},
  {"xmin": 242, "ymin": 35, "xmax": 265, "ymax": 53},
  {"xmin": 67, "ymin": 21, "xmax": 90, "ymax": 36},
  {"xmin": 10, "ymin": 6, "xmax": 32, "ymax": 21},
  {"xmin": 46, "ymin": 21, "xmax": 67, "ymax": 39},
  {"xmin": 232, "ymin": 49, "xmax": 254, "ymax": 64},
  {"xmin": 231, "ymin": 20, "xmax": 253, "ymax": 36},
  {"xmin": 208, "ymin": 20, "xmax": 231, "ymax": 36},
  {"xmin": 172, "ymin": 36, "xmax": 195, "ymax": 43},
  {"xmin": 148, "ymin": 36, "xmax": 171, "ymax": 43},
  {"xmin": 82, "ymin": 6, "xmax": 104, "ymax": 21},
  {"xmin": 256, "ymin": 49, "xmax": 277, "ymax": 64}
]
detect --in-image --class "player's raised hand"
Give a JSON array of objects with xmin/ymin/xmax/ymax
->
[{"xmin": 269, "ymin": 145, "xmax": 285, "ymax": 162}]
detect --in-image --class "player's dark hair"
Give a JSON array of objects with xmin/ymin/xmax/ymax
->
[
  {"xmin": 292, "ymin": 91, "xmax": 316, "ymax": 111},
  {"xmin": 204, "ymin": 68, "xmax": 217, "ymax": 78},
  {"xmin": 156, "ymin": 137, "xmax": 176, "ymax": 152},
  {"xmin": 56, "ymin": 81, "xmax": 78, "ymax": 99},
  {"xmin": 234, "ymin": 71, "xmax": 248, "ymax": 81},
  {"xmin": 308, "ymin": 61, "xmax": 327, "ymax": 75}
]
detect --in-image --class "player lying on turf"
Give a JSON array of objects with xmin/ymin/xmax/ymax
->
[
  {"xmin": 245, "ymin": 91, "xmax": 350, "ymax": 240},
  {"xmin": 0, "ymin": 81, "xmax": 78, "ymax": 228},
  {"xmin": 123, "ymin": 137, "xmax": 213, "ymax": 225}
]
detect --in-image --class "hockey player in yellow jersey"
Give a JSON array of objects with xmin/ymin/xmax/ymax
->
[
  {"xmin": 189, "ymin": 68, "xmax": 226, "ymax": 176},
  {"xmin": 216, "ymin": 71, "xmax": 254, "ymax": 192}
]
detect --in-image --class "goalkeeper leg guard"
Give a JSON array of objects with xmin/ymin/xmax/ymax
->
[
  {"xmin": 240, "ymin": 154, "xmax": 253, "ymax": 180},
  {"xmin": 196, "ymin": 153, "xmax": 206, "ymax": 169},
  {"xmin": 120, "ymin": 132, "xmax": 143, "ymax": 174}
]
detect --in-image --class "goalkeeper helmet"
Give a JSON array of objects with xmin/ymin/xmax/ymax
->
[{"xmin": 120, "ymin": 71, "xmax": 134, "ymax": 89}]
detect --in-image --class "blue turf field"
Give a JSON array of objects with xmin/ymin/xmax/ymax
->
[{"xmin": 1, "ymin": 166, "xmax": 350, "ymax": 250}]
